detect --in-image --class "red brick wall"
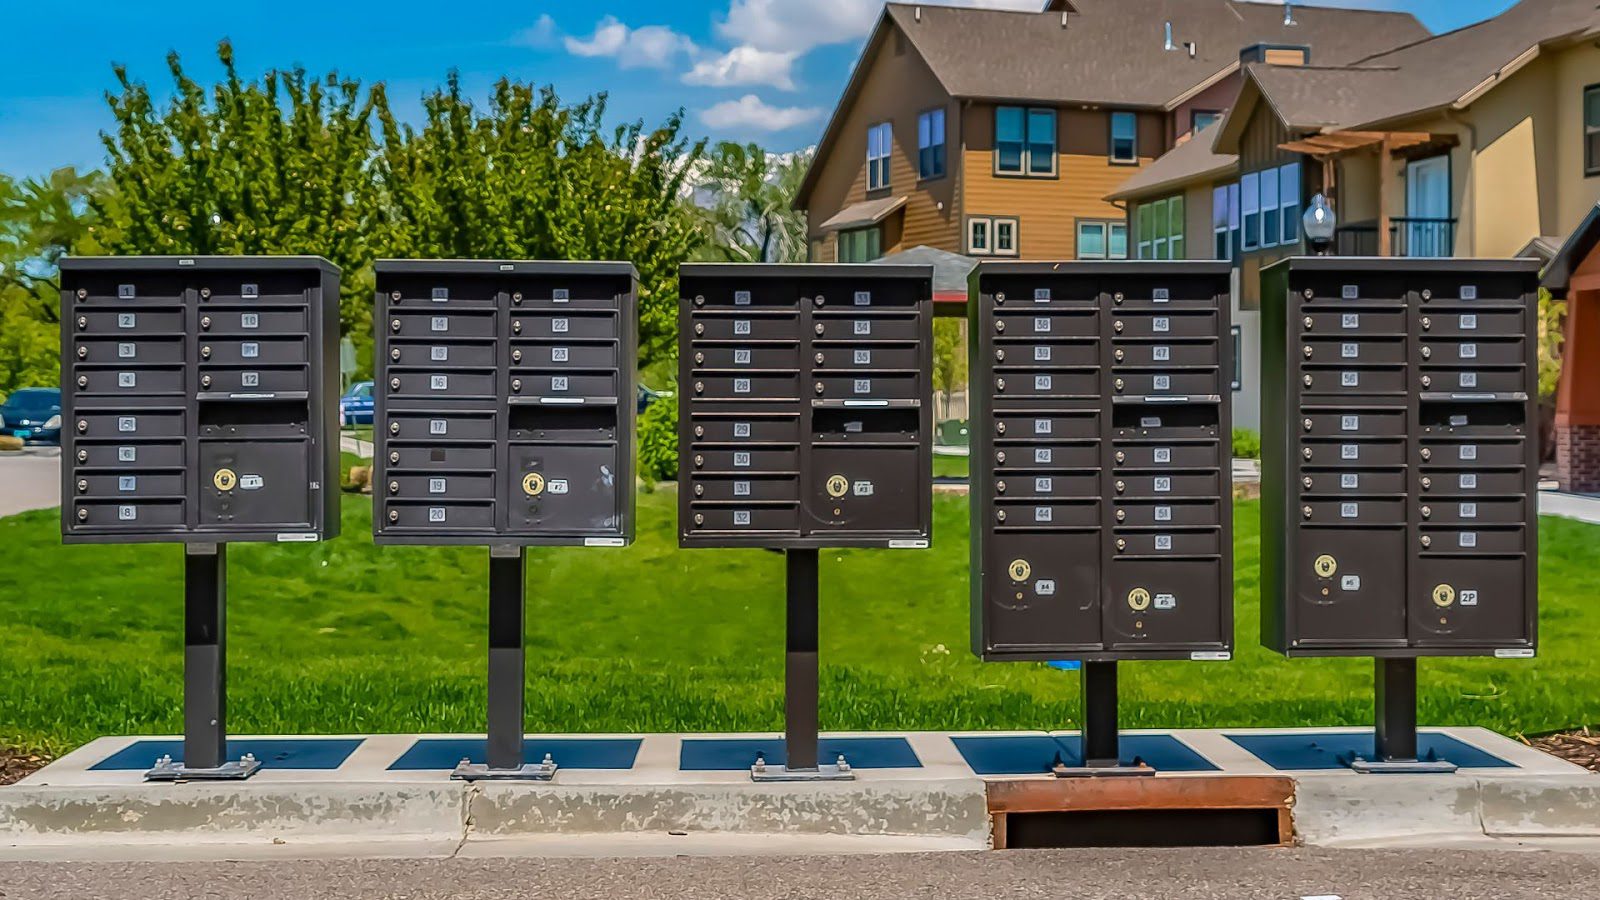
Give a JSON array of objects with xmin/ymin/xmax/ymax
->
[{"xmin": 1557, "ymin": 423, "xmax": 1600, "ymax": 494}]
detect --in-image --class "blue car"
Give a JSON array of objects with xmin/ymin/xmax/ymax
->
[
  {"xmin": 340, "ymin": 381, "xmax": 375, "ymax": 426},
  {"xmin": 638, "ymin": 384, "xmax": 673, "ymax": 414},
  {"xmin": 0, "ymin": 387, "xmax": 62, "ymax": 445}
]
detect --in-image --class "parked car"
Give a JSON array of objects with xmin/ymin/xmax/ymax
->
[
  {"xmin": 638, "ymin": 384, "xmax": 673, "ymax": 414},
  {"xmin": 0, "ymin": 387, "xmax": 62, "ymax": 445},
  {"xmin": 340, "ymin": 381, "xmax": 374, "ymax": 426}
]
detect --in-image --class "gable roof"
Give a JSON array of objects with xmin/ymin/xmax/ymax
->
[
  {"xmin": 1543, "ymin": 202, "xmax": 1600, "ymax": 295},
  {"xmin": 795, "ymin": 0, "xmax": 1427, "ymax": 209}
]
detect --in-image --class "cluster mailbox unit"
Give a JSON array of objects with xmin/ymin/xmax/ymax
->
[
  {"xmin": 968, "ymin": 261, "xmax": 1234, "ymax": 774},
  {"xmin": 59, "ymin": 255, "xmax": 342, "ymax": 779},
  {"xmin": 373, "ymin": 259, "xmax": 638, "ymax": 779},
  {"xmin": 678, "ymin": 263, "xmax": 935, "ymax": 778},
  {"xmin": 1261, "ymin": 257, "xmax": 1540, "ymax": 772}
]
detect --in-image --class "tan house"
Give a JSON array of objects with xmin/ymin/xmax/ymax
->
[{"xmin": 794, "ymin": 0, "xmax": 1426, "ymax": 268}]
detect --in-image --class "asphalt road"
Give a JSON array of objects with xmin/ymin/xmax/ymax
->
[
  {"xmin": 0, "ymin": 450, "xmax": 59, "ymax": 517},
  {"xmin": 2, "ymin": 847, "xmax": 1597, "ymax": 900}
]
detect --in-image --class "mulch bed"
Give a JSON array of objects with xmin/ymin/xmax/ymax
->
[
  {"xmin": 1529, "ymin": 728, "xmax": 1600, "ymax": 773},
  {"xmin": 0, "ymin": 747, "xmax": 49, "ymax": 786}
]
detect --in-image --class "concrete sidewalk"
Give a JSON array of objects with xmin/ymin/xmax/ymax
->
[
  {"xmin": 1539, "ymin": 489, "xmax": 1600, "ymax": 525},
  {"xmin": 0, "ymin": 450, "xmax": 59, "ymax": 517}
]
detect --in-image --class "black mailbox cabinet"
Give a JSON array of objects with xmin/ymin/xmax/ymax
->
[
  {"xmin": 1260, "ymin": 257, "xmax": 1540, "ymax": 658},
  {"xmin": 969, "ymin": 261, "xmax": 1234, "ymax": 662},
  {"xmin": 677, "ymin": 264, "xmax": 935, "ymax": 549},
  {"xmin": 373, "ymin": 260, "xmax": 638, "ymax": 546},
  {"xmin": 59, "ymin": 256, "xmax": 341, "ymax": 544}
]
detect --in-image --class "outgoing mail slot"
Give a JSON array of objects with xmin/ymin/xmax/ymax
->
[
  {"xmin": 384, "ymin": 501, "xmax": 495, "ymax": 531},
  {"xmin": 691, "ymin": 313, "xmax": 798, "ymax": 341},
  {"xmin": 993, "ymin": 310, "xmax": 1099, "ymax": 340},
  {"xmin": 995, "ymin": 340, "xmax": 1099, "ymax": 368},
  {"xmin": 202, "ymin": 308, "xmax": 308, "ymax": 333},
  {"xmin": 1410, "ymin": 557, "xmax": 1528, "ymax": 646},
  {"xmin": 814, "ymin": 314, "xmax": 920, "ymax": 341},
  {"xmin": 1420, "ymin": 439, "xmax": 1524, "ymax": 467},
  {"xmin": 993, "ymin": 369, "xmax": 1097, "ymax": 398},
  {"xmin": 694, "ymin": 373, "xmax": 801, "ymax": 402},
  {"xmin": 815, "ymin": 373, "xmax": 919, "ymax": 401},
  {"xmin": 1422, "ymin": 469, "xmax": 1526, "ymax": 494},
  {"xmin": 387, "ymin": 445, "xmax": 496, "ymax": 470},
  {"xmin": 201, "ymin": 367, "xmax": 308, "ymax": 394},
  {"xmin": 1106, "ymin": 559, "xmax": 1225, "ymax": 648},
  {"xmin": 388, "ymin": 472, "xmax": 495, "ymax": 501},
  {"xmin": 995, "ymin": 412, "xmax": 1099, "ymax": 441},
  {"xmin": 74, "ymin": 366, "xmax": 185, "ymax": 396},
  {"xmin": 1116, "ymin": 530, "xmax": 1220, "ymax": 556},
  {"xmin": 690, "ymin": 504, "xmax": 800, "ymax": 533},
  {"xmin": 1421, "ymin": 497, "xmax": 1524, "ymax": 526},
  {"xmin": 1108, "ymin": 278, "xmax": 1220, "ymax": 309},
  {"xmin": 75, "ymin": 309, "xmax": 184, "ymax": 334},
  {"xmin": 514, "ymin": 372, "xmax": 618, "ymax": 400},
  {"xmin": 1113, "ymin": 310, "xmax": 1218, "ymax": 339},
  {"xmin": 1301, "ymin": 470, "xmax": 1407, "ymax": 494},
  {"xmin": 202, "ymin": 337, "xmax": 308, "ymax": 366},
  {"xmin": 982, "ymin": 530, "xmax": 1101, "ymax": 652},
  {"xmin": 805, "ymin": 445, "xmax": 922, "ymax": 533},
  {"xmin": 995, "ymin": 443, "xmax": 1100, "ymax": 471},
  {"xmin": 694, "ymin": 447, "xmax": 799, "ymax": 472},
  {"xmin": 1115, "ymin": 500, "xmax": 1219, "ymax": 528},
  {"xmin": 199, "ymin": 441, "xmax": 311, "ymax": 527},
  {"xmin": 75, "ymin": 441, "xmax": 184, "ymax": 468},
  {"xmin": 1114, "ymin": 371, "xmax": 1219, "ymax": 396},
  {"xmin": 814, "ymin": 345, "xmax": 919, "ymax": 370},
  {"xmin": 995, "ymin": 472, "xmax": 1100, "ymax": 498},
  {"xmin": 1301, "ymin": 497, "xmax": 1406, "ymax": 525},
  {"xmin": 73, "ymin": 500, "xmax": 185, "ymax": 529},
  {"xmin": 1293, "ymin": 528, "xmax": 1407, "ymax": 644},
  {"xmin": 74, "ymin": 472, "xmax": 185, "ymax": 497},
  {"xmin": 1300, "ymin": 438, "xmax": 1405, "ymax": 467},
  {"xmin": 1114, "ymin": 443, "xmax": 1218, "ymax": 469},
  {"xmin": 390, "ymin": 311, "xmax": 496, "ymax": 338},
  {"xmin": 1301, "ymin": 366, "xmax": 1406, "ymax": 395},
  {"xmin": 1116, "ymin": 473, "xmax": 1219, "ymax": 497},
  {"xmin": 513, "ymin": 342, "xmax": 618, "ymax": 370},
  {"xmin": 693, "ymin": 345, "xmax": 798, "ymax": 370},
  {"xmin": 1420, "ymin": 526, "xmax": 1525, "ymax": 554},
  {"xmin": 994, "ymin": 499, "xmax": 1099, "ymax": 529},
  {"xmin": 391, "ymin": 341, "xmax": 497, "ymax": 369},
  {"xmin": 75, "ymin": 410, "xmax": 185, "ymax": 439},
  {"xmin": 387, "ymin": 411, "xmax": 495, "ymax": 442},
  {"xmin": 389, "ymin": 371, "xmax": 494, "ymax": 397},
  {"xmin": 1300, "ymin": 408, "xmax": 1406, "ymax": 437},
  {"xmin": 1419, "ymin": 367, "xmax": 1525, "ymax": 394},
  {"xmin": 691, "ymin": 475, "xmax": 798, "ymax": 502},
  {"xmin": 1420, "ymin": 309, "xmax": 1524, "ymax": 338},
  {"xmin": 1114, "ymin": 341, "xmax": 1217, "ymax": 368},
  {"xmin": 1301, "ymin": 309, "xmax": 1407, "ymax": 335},
  {"xmin": 1420, "ymin": 338, "xmax": 1525, "ymax": 366},
  {"xmin": 1301, "ymin": 337, "xmax": 1405, "ymax": 365},
  {"xmin": 75, "ymin": 338, "xmax": 184, "ymax": 365},
  {"xmin": 691, "ymin": 416, "xmax": 801, "ymax": 444}
]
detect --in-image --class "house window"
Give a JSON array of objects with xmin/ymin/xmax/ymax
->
[
  {"xmin": 996, "ymin": 106, "xmax": 1056, "ymax": 176},
  {"xmin": 1213, "ymin": 184, "xmax": 1230, "ymax": 260},
  {"xmin": 1586, "ymin": 84, "xmax": 1600, "ymax": 176},
  {"xmin": 1241, "ymin": 171, "xmax": 1260, "ymax": 252},
  {"xmin": 1192, "ymin": 109, "xmax": 1223, "ymax": 133},
  {"xmin": 1135, "ymin": 197, "xmax": 1184, "ymax": 260},
  {"xmin": 1280, "ymin": 162, "xmax": 1302, "ymax": 245},
  {"xmin": 1077, "ymin": 220, "xmax": 1130, "ymax": 260},
  {"xmin": 1235, "ymin": 163, "xmax": 1304, "ymax": 253},
  {"xmin": 1231, "ymin": 325, "xmax": 1243, "ymax": 391},
  {"xmin": 918, "ymin": 108, "xmax": 946, "ymax": 180},
  {"xmin": 867, "ymin": 122, "xmax": 892, "ymax": 191},
  {"xmin": 968, "ymin": 217, "xmax": 1019, "ymax": 256},
  {"xmin": 838, "ymin": 227, "xmax": 881, "ymax": 263},
  {"xmin": 1110, "ymin": 111, "xmax": 1137, "ymax": 164},
  {"xmin": 1260, "ymin": 168, "xmax": 1280, "ymax": 249}
]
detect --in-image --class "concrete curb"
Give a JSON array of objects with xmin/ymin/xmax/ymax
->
[{"xmin": 1293, "ymin": 774, "xmax": 1600, "ymax": 846}]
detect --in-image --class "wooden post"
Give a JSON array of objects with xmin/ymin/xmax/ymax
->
[{"xmin": 1377, "ymin": 136, "xmax": 1393, "ymax": 257}]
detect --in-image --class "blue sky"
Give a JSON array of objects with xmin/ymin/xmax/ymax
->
[{"xmin": 0, "ymin": 0, "xmax": 1516, "ymax": 178}]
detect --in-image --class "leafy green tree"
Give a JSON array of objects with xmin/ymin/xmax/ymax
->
[
  {"xmin": 932, "ymin": 317, "xmax": 968, "ymax": 420},
  {"xmin": 95, "ymin": 42, "xmax": 381, "ymax": 372},
  {"xmin": 690, "ymin": 142, "xmax": 810, "ymax": 265}
]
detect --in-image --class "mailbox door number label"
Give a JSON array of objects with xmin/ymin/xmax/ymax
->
[
  {"xmin": 1152, "ymin": 346, "xmax": 1170, "ymax": 361},
  {"xmin": 1341, "ymin": 372, "xmax": 1359, "ymax": 387},
  {"xmin": 854, "ymin": 350, "xmax": 871, "ymax": 365},
  {"xmin": 1033, "ymin": 317, "xmax": 1050, "ymax": 333},
  {"xmin": 430, "ymin": 375, "xmax": 448, "ymax": 391},
  {"xmin": 1154, "ymin": 477, "xmax": 1171, "ymax": 493},
  {"xmin": 430, "ymin": 316, "xmax": 448, "ymax": 332},
  {"xmin": 733, "ymin": 378, "xmax": 751, "ymax": 393},
  {"xmin": 854, "ymin": 320, "xmax": 871, "ymax": 335},
  {"xmin": 733, "ymin": 452, "xmax": 751, "ymax": 467},
  {"xmin": 1341, "ymin": 314, "xmax": 1359, "ymax": 329},
  {"xmin": 734, "ymin": 320, "xmax": 751, "ymax": 335},
  {"xmin": 1153, "ymin": 448, "xmax": 1171, "ymax": 464},
  {"xmin": 1153, "ymin": 317, "xmax": 1170, "ymax": 333},
  {"xmin": 241, "ymin": 313, "xmax": 259, "ymax": 329},
  {"xmin": 733, "ymin": 422, "xmax": 751, "ymax": 438},
  {"xmin": 1034, "ymin": 448, "xmax": 1052, "ymax": 464},
  {"xmin": 552, "ymin": 318, "xmax": 569, "ymax": 333},
  {"xmin": 1034, "ymin": 419, "xmax": 1051, "ymax": 435},
  {"xmin": 432, "ymin": 346, "xmax": 450, "ymax": 361}
]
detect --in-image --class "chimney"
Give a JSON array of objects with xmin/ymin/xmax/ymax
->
[
  {"xmin": 1164, "ymin": 21, "xmax": 1175, "ymax": 51},
  {"xmin": 915, "ymin": 6, "xmax": 922, "ymax": 23},
  {"xmin": 1061, "ymin": 11, "xmax": 1069, "ymax": 28},
  {"xmin": 1284, "ymin": 2, "xmax": 1296, "ymax": 26}
]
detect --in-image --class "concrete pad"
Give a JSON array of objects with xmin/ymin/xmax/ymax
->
[
  {"xmin": 1291, "ymin": 773, "xmax": 1483, "ymax": 846},
  {"xmin": 1479, "ymin": 776, "xmax": 1600, "ymax": 837}
]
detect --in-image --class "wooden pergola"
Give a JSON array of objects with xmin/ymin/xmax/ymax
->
[{"xmin": 1279, "ymin": 131, "xmax": 1459, "ymax": 256}]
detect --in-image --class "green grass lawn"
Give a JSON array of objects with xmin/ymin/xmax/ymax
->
[
  {"xmin": 3, "ymin": 487, "xmax": 1597, "ymax": 755},
  {"xmin": 933, "ymin": 453, "xmax": 969, "ymax": 478}
]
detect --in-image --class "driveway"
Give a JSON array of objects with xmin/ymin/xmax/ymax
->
[{"xmin": 0, "ymin": 449, "xmax": 59, "ymax": 517}]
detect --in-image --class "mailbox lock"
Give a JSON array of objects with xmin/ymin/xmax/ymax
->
[
  {"xmin": 389, "ymin": 377, "xmax": 401, "ymax": 391},
  {"xmin": 815, "ymin": 323, "xmax": 825, "ymax": 336},
  {"xmin": 694, "ymin": 323, "xmax": 705, "ymax": 336},
  {"xmin": 76, "ymin": 375, "xmax": 88, "ymax": 388},
  {"xmin": 391, "ymin": 318, "xmax": 402, "ymax": 333},
  {"xmin": 1303, "ymin": 505, "xmax": 1313, "ymax": 519},
  {"xmin": 1303, "ymin": 316, "xmax": 1313, "ymax": 330},
  {"xmin": 996, "ymin": 480, "xmax": 1006, "ymax": 494},
  {"xmin": 213, "ymin": 468, "xmax": 238, "ymax": 492},
  {"xmin": 201, "ymin": 346, "xmax": 212, "ymax": 360},
  {"xmin": 996, "ymin": 451, "xmax": 1006, "ymax": 463},
  {"xmin": 391, "ymin": 348, "xmax": 402, "ymax": 361},
  {"xmin": 1302, "ymin": 447, "xmax": 1314, "ymax": 460},
  {"xmin": 77, "ymin": 450, "xmax": 89, "ymax": 463},
  {"xmin": 1313, "ymin": 555, "xmax": 1338, "ymax": 578},
  {"xmin": 1421, "ymin": 535, "xmax": 1433, "ymax": 548},
  {"xmin": 825, "ymin": 474, "xmax": 850, "ymax": 498},
  {"xmin": 995, "ymin": 422, "xmax": 1006, "ymax": 435},
  {"xmin": 513, "ymin": 321, "xmax": 522, "ymax": 335},
  {"xmin": 1421, "ymin": 477, "xmax": 1432, "ymax": 490},
  {"xmin": 694, "ymin": 514, "xmax": 705, "ymax": 526},
  {"xmin": 1303, "ymin": 346, "xmax": 1313, "ymax": 359},
  {"xmin": 692, "ymin": 351, "xmax": 702, "ymax": 365},
  {"xmin": 695, "ymin": 381, "xmax": 705, "ymax": 394},
  {"xmin": 1421, "ymin": 316, "xmax": 1432, "ymax": 331},
  {"xmin": 390, "ymin": 290, "xmax": 402, "ymax": 302},
  {"xmin": 514, "ymin": 349, "xmax": 525, "ymax": 364},
  {"xmin": 1421, "ymin": 506, "xmax": 1432, "ymax": 519},
  {"xmin": 1114, "ymin": 349, "xmax": 1124, "ymax": 362},
  {"xmin": 1421, "ymin": 347, "xmax": 1432, "ymax": 360},
  {"xmin": 994, "ymin": 320, "xmax": 1005, "ymax": 333},
  {"xmin": 1113, "ymin": 291, "xmax": 1125, "ymax": 304},
  {"xmin": 522, "ymin": 473, "xmax": 546, "ymax": 497},
  {"xmin": 1303, "ymin": 375, "xmax": 1314, "ymax": 387},
  {"xmin": 1115, "ymin": 509, "xmax": 1126, "ymax": 522},
  {"xmin": 512, "ymin": 291, "xmax": 523, "ymax": 304},
  {"xmin": 1302, "ymin": 288, "xmax": 1315, "ymax": 300},
  {"xmin": 200, "ymin": 316, "xmax": 212, "ymax": 330},
  {"xmin": 389, "ymin": 510, "xmax": 400, "ymax": 524},
  {"xmin": 693, "ymin": 294, "xmax": 704, "ymax": 307},
  {"xmin": 203, "ymin": 375, "xmax": 215, "ymax": 388},
  {"xmin": 76, "ymin": 287, "xmax": 88, "ymax": 300},
  {"xmin": 1007, "ymin": 559, "xmax": 1030, "ymax": 581},
  {"xmin": 76, "ymin": 479, "xmax": 87, "ymax": 493},
  {"xmin": 1302, "ymin": 476, "xmax": 1314, "ymax": 490},
  {"xmin": 1303, "ymin": 418, "xmax": 1314, "ymax": 432},
  {"xmin": 996, "ymin": 510, "xmax": 1007, "ymax": 523},
  {"xmin": 388, "ymin": 481, "xmax": 399, "ymax": 495},
  {"xmin": 693, "ymin": 454, "xmax": 705, "ymax": 468},
  {"xmin": 815, "ymin": 352, "xmax": 825, "ymax": 365},
  {"xmin": 199, "ymin": 287, "xmax": 211, "ymax": 299},
  {"xmin": 1114, "ymin": 378, "xmax": 1125, "ymax": 392},
  {"xmin": 77, "ymin": 419, "xmax": 88, "ymax": 434},
  {"xmin": 1421, "ymin": 448, "xmax": 1432, "ymax": 461},
  {"xmin": 1115, "ymin": 539, "xmax": 1127, "ymax": 552},
  {"xmin": 512, "ymin": 379, "xmax": 523, "ymax": 392},
  {"xmin": 815, "ymin": 382, "xmax": 826, "ymax": 395},
  {"xmin": 1421, "ymin": 375, "xmax": 1432, "ymax": 388},
  {"xmin": 1421, "ymin": 288, "xmax": 1433, "ymax": 301},
  {"xmin": 994, "ymin": 349, "xmax": 1005, "ymax": 363},
  {"xmin": 77, "ymin": 316, "xmax": 87, "ymax": 330},
  {"xmin": 76, "ymin": 507, "xmax": 88, "ymax": 522},
  {"xmin": 995, "ymin": 292, "xmax": 1006, "ymax": 304},
  {"xmin": 1115, "ymin": 451, "xmax": 1126, "ymax": 463},
  {"xmin": 1114, "ymin": 480, "xmax": 1126, "ymax": 493},
  {"xmin": 390, "ymin": 422, "xmax": 401, "ymax": 435},
  {"xmin": 77, "ymin": 346, "xmax": 88, "ymax": 360},
  {"xmin": 694, "ymin": 425, "xmax": 705, "ymax": 438},
  {"xmin": 996, "ymin": 377, "xmax": 1007, "ymax": 392},
  {"xmin": 389, "ymin": 452, "xmax": 400, "ymax": 464},
  {"xmin": 694, "ymin": 484, "xmax": 704, "ymax": 497},
  {"xmin": 1432, "ymin": 583, "xmax": 1456, "ymax": 607},
  {"xmin": 1127, "ymin": 588, "xmax": 1151, "ymax": 611},
  {"xmin": 814, "ymin": 295, "xmax": 825, "ymax": 307},
  {"xmin": 1113, "ymin": 320, "xmax": 1124, "ymax": 334}
]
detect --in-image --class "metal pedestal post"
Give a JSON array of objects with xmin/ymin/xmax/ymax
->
[
  {"xmin": 1054, "ymin": 661, "xmax": 1153, "ymax": 778},
  {"xmin": 1350, "ymin": 658, "xmax": 1457, "ymax": 774},
  {"xmin": 146, "ymin": 544, "xmax": 261, "ymax": 781},
  {"xmin": 454, "ymin": 546, "xmax": 555, "ymax": 781},
  {"xmin": 752, "ymin": 549, "xmax": 852, "ymax": 782}
]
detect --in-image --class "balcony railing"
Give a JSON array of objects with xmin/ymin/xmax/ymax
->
[{"xmin": 1333, "ymin": 217, "xmax": 1457, "ymax": 258}]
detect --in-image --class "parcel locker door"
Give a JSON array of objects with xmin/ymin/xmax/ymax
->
[
  {"xmin": 507, "ymin": 444, "xmax": 621, "ymax": 533},
  {"xmin": 1409, "ymin": 557, "xmax": 1529, "ymax": 647},
  {"xmin": 1105, "ymin": 559, "xmax": 1225, "ymax": 649},
  {"xmin": 805, "ymin": 445, "xmax": 921, "ymax": 533},
  {"xmin": 1292, "ymin": 528, "xmax": 1407, "ymax": 646},
  {"xmin": 199, "ymin": 441, "xmax": 312, "ymax": 528},
  {"xmin": 983, "ymin": 531, "xmax": 1101, "ymax": 652}
]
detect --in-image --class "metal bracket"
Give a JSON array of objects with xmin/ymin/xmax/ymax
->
[
  {"xmin": 145, "ymin": 753, "xmax": 262, "ymax": 782},
  {"xmin": 1052, "ymin": 761, "xmax": 1157, "ymax": 778},
  {"xmin": 1345, "ymin": 753, "xmax": 1459, "ymax": 775},
  {"xmin": 750, "ymin": 753, "xmax": 855, "ymax": 782},
  {"xmin": 452, "ymin": 753, "xmax": 558, "ymax": 782}
]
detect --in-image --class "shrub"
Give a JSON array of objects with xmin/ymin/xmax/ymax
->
[
  {"xmin": 1231, "ymin": 428, "xmax": 1262, "ymax": 460},
  {"xmin": 637, "ymin": 387, "xmax": 679, "ymax": 485}
]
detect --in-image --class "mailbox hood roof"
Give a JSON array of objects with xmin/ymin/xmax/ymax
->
[
  {"xmin": 375, "ymin": 259, "xmax": 638, "ymax": 278},
  {"xmin": 1261, "ymin": 256, "xmax": 1541, "ymax": 276},
  {"xmin": 680, "ymin": 263, "xmax": 934, "ymax": 283},
  {"xmin": 61, "ymin": 255, "xmax": 340, "ymax": 274}
]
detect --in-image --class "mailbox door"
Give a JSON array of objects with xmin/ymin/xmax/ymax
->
[
  {"xmin": 507, "ymin": 444, "xmax": 621, "ymax": 533},
  {"xmin": 982, "ymin": 531, "xmax": 1102, "ymax": 653},
  {"xmin": 1410, "ymin": 557, "xmax": 1529, "ymax": 647},
  {"xmin": 198, "ymin": 441, "xmax": 311, "ymax": 528},
  {"xmin": 805, "ymin": 446, "xmax": 921, "ymax": 533},
  {"xmin": 1105, "ymin": 559, "xmax": 1225, "ymax": 649}
]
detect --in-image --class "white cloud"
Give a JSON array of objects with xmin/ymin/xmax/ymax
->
[
  {"xmin": 511, "ymin": 14, "xmax": 559, "ymax": 49},
  {"xmin": 716, "ymin": 0, "xmax": 1040, "ymax": 53},
  {"xmin": 684, "ymin": 46, "xmax": 802, "ymax": 91},
  {"xmin": 564, "ymin": 16, "xmax": 697, "ymax": 70},
  {"xmin": 700, "ymin": 95, "xmax": 824, "ymax": 132}
]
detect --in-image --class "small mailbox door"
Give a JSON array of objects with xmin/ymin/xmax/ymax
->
[
  {"xmin": 199, "ymin": 441, "xmax": 311, "ymax": 528},
  {"xmin": 507, "ymin": 444, "xmax": 621, "ymax": 533}
]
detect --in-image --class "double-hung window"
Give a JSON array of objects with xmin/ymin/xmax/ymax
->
[
  {"xmin": 996, "ymin": 106, "xmax": 1056, "ymax": 176},
  {"xmin": 1134, "ymin": 196, "xmax": 1184, "ymax": 260},
  {"xmin": 1241, "ymin": 171, "xmax": 1260, "ymax": 252},
  {"xmin": 1077, "ymin": 220, "xmax": 1129, "ymax": 259},
  {"xmin": 1279, "ymin": 162, "xmax": 1301, "ymax": 245},
  {"xmin": 918, "ymin": 108, "xmax": 946, "ymax": 180},
  {"xmin": 867, "ymin": 122, "xmax": 892, "ymax": 191},
  {"xmin": 838, "ymin": 227, "xmax": 882, "ymax": 263},
  {"xmin": 1587, "ymin": 85, "xmax": 1600, "ymax": 176},
  {"xmin": 1260, "ymin": 168, "xmax": 1280, "ymax": 249},
  {"xmin": 968, "ymin": 217, "xmax": 1019, "ymax": 256},
  {"xmin": 1110, "ymin": 111, "xmax": 1137, "ymax": 164}
]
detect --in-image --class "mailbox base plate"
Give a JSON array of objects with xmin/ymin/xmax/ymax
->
[
  {"xmin": 451, "ymin": 760, "xmax": 559, "ymax": 782},
  {"xmin": 1346, "ymin": 756, "xmax": 1459, "ymax": 775},
  {"xmin": 1051, "ymin": 763, "xmax": 1157, "ymax": 778},
  {"xmin": 144, "ymin": 755, "xmax": 262, "ymax": 782},
  {"xmin": 750, "ymin": 762, "xmax": 856, "ymax": 782}
]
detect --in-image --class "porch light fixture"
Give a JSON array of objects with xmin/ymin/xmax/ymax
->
[{"xmin": 1303, "ymin": 193, "xmax": 1336, "ymax": 255}]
